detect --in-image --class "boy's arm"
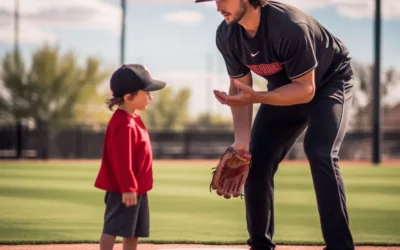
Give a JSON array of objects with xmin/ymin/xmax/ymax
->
[{"xmin": 111, "ymin": 124, "xmax": 138, "ymax": 193}]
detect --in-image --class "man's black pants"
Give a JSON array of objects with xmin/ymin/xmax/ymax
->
[{"xmin": 245, "ymin": 73, "xmax": 355, "ymax": 250}]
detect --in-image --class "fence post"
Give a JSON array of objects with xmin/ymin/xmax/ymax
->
[
  {"xmin": 16, "ymin": 121, "xmax": 22, "ymax": 159},
  {"xmin": 184, "ymin": 132, "xmax": 191, "ymax": 159},
  {"xmin": 75, "ymin": 124, "xmax": 82, "ymax": 159},
  {"xmin": 40, "ymin": 122, "xmax": 49, "ymax": 160}
]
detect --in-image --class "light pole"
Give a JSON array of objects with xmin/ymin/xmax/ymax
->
[
  {"xmin": 120, "ymin": 0, "xmax": 126, "ymax": 65},
  {"xmin": 372, "ymin": 0, "xmax": 381, "ymax": 165},
  {"xmin": 14, "ymin": 0, "xmax": 19, "ymax": 54}
]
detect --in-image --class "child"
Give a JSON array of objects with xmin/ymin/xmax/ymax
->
[{"xmin": 94, "ymin": 64, "xmax": 166, "ymax": 250}]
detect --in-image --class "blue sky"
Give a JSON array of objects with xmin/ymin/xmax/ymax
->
[{"xmin": 0, "ymin": 0, "xmax": 399, "ymax": 117}]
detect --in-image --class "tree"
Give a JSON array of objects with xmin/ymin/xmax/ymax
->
[
  {"xmin": 139, "ymin": 87, "xmax": 191, "ymax": 131},
  {"xmin": 350, "ymin": 61, "xmax": 400, "ymax": 130},
  {"xmin": 0, "ymin": 43, "xmax": 110, "ymax": 127}
]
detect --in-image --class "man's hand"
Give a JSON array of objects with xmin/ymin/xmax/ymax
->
[
  {"xmin": 122, "ymin": 191, "xmax": 137, "ymax": 207},
  {"xmin": 214, "ymin": 80, "xmax": 257, "ymax": 106}
]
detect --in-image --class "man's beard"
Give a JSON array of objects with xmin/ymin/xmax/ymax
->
[{"xmin": 227, "ymin": 0, "xmax": 247, "ymax": 24}]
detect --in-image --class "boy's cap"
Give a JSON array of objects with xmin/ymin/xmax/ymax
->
[{"xmin": 110, "ymin": 64, "xmax": 166, "ymax": 98}]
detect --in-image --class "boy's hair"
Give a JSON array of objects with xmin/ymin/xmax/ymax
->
[
  {"xmin": 106, "ymin": 97, "xmax": 124, "ymax": 111},
  {"xmin": 105, "ymin": 92, "xmax": 138, "ymax": 111}
]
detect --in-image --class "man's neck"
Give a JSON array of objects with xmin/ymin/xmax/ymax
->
[{"xmin": 238, "ymin": 6, "xmax": 261, "ymax": 39}]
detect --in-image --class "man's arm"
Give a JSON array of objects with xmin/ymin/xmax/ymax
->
[
  {"xmin": 214, "ymin": 26, "xmax": 253, "ymax": 150},
  {"xmin": 254, "ymin": 68, "xmax": 316, "ymax": 105},
  {"xmin": 254, "ymin": 22, "xmax": 318, "ymax": 106},
  {"xmin": 229, "ymin": 72, "xmax": 253, "ymax": 150}
]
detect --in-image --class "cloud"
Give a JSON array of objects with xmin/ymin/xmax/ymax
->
[
  {"xmin": 162, "ymin": 11, "xmax": 204, "ymax": 26},
  {"xmin": 334, "ymin": 0, "xmax": 400, "ymax": 20},
  {"xmin": 282, "ymin": 0, "xmax": 400, "ymax": 20},
  {"xmin": 0, "ymin": 21, "xmax": 57, "ymax": 45},
  {"xmin": 203, "ymin": 0, "xmax": 400, "ymax": 20},
  {"xmin": 105, "ymin": 0, "xmax": 190, "ymax": 4},
  {"xmin": 0, "ymin": 0, "xmax": 121, "ymax": 45}
]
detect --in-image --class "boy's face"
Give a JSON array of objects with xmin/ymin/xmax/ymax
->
[{"xmin": 125, "ymin": 90, "xmax": 153, "ymax": 111}]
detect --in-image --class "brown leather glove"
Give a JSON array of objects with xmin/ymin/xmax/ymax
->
[{"xmin": 210, "ymin": 147, "xmax": 251, "ymax": 199}]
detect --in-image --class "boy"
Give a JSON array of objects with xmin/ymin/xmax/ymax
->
[{"xmin": 94, "ymin": 64, "xmax": 166, "ymax": 250}]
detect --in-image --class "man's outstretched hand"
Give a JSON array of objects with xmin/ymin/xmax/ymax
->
[{"xmin": 213, "ymin": 80, "xmax": 257, "ymax": 106}]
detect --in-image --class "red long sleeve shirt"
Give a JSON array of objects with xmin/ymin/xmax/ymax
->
[{"xmin": 94, "ymin": 109, "xmax": 153, "ymax": 196}]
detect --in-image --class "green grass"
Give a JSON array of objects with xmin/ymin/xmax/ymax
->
[{"xmin": 0, "ymin": 161, "xmax": 399, "ymax": 246}]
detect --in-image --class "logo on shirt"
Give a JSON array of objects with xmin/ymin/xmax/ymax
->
[
  {"xmin": 246, "ymin": 62, "xmax": 284, "ymax": 76},
  {"xmin": 251, "ymin": 51, "xmax": 260, "ymax": 57}
]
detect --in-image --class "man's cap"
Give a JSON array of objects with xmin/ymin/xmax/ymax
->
[{"xmin": 110, "ymin": 64, "xmax": 166, "ymax": 98}]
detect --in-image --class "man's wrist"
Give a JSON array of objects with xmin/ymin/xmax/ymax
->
[
  {"xmin": 253, "ymin": 91, "xmax": 269, "ymax": 104},
  {"xmin": 232, "ymin": 140, "xmax": 250, "ymax": 151}
]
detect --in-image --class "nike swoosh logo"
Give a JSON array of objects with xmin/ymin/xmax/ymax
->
[{"xmin": 251, "ymin": 51, "xmax": 260, "ymax": 57}]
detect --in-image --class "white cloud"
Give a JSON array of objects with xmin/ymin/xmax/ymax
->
[
  {"xmin": 106, "ymin": 0, "xmax": 190, "ymax": 3},
  {"xmin": 0, "ymin": 0, "xmax": 120, "ymax": 45},
  {"xmin": 282, "ymin": 0, "xmax": 400, "ymax": 20},
  {"xmin": 335, "ymin": 0, "xmax": 400, "ymax": 20},
  {"xmin": 162, "ymin": 11, "xmax": 204, "ymax": 26},
  {"xmin": 0, "ymin": 21, "xmax": 57, "ymax": 45},
  {"xmin": 204, "ymin": 0, "xmax": 400, "ymax": 20}
]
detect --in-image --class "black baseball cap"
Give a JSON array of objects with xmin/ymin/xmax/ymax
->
[{"xmin": 110, "ymin": 64, "xmax": 166, "ymax": 98}]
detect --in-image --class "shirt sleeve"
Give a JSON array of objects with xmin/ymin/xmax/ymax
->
[
  {"xmin": 111, "ymin": 123, "xmax": 138, "ymax": 193},
  {"xmin": 216, "ymin": 30, "xmax": 250, "ymax": 79},
  {"xmin": 277, "ymin": 23, "xmax": 318, "ymax": 80}
]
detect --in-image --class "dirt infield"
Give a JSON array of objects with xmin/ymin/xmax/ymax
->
[{"xmin": 0, "ymin": 244, "xmax": 399, "ymax": 250}]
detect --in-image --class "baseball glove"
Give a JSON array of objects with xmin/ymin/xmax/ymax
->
[{"xmin": 210, "ymin": 147, "xmax": 251, "ymax": 199}]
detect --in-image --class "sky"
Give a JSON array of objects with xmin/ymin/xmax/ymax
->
[{"xmin": 0, "ymin": 0, "xmax": 399, "ymax": 118}]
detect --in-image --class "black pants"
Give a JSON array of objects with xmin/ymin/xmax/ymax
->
[{"xmin": 245, "ymin": 73, "xmax": 355, "ymax": 250}]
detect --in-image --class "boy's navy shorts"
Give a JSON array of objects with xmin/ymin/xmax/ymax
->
[{"xmin": 102, "ymin": 191, "xmax": 149, "ymax": 238}]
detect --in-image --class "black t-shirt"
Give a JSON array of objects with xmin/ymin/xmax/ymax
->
[{"xmin": 216, "ymin": 1, "xmax": 352, "ymax": 90}]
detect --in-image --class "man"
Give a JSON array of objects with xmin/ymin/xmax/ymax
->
[{"xmin": 194, "ymin": 0, "xmax": 355, "ymax": 250}]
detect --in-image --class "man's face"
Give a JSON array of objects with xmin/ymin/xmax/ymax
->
[{"xmin": 216, "ymin": 0, "xmax": 247, "ymax": 25}]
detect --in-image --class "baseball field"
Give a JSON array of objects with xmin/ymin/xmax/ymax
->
[{"xmin": 0, "ymin": 160, "xmax": 399, "ymax": 250}]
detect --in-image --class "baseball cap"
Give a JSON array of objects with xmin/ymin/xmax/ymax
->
[
  {"xmin": 110, "ymin": 64, "xmax": 166, "ymax": 98},
  {"xmin": 195, "ymin": 0, "xmax": 214, "ymax": 2}
]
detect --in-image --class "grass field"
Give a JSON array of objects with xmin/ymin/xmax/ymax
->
[{"xmin": 0, "ymin": 160, "xmax": 399, "ymax": 246}]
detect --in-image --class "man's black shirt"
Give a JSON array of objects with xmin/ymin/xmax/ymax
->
[{"xmin": 216, "ymin": 1, "xmax": 352, "ymax": 90}]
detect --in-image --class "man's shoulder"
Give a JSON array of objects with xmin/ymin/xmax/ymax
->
[{"xmin": 265, "ymin": 1, "xmax": 315, "ymax": 33}]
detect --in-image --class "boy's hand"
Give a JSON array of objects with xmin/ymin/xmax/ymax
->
[{"xmin": 122, "ymin": 192, "xmax": 137, "ymax": 207}]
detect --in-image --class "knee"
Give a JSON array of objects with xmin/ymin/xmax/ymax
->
[{"xmin": 303, "ymin": 140, "xmax": 332, "ymax": 163}]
